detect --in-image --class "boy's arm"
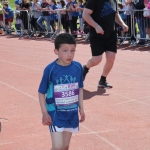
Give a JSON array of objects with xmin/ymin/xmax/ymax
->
[
  {"xmin": 39, "ymin": 93, "xmax": 47, "ymax": 114},
  {"xmin": 66, "ymin": 3, "xmax": 72, "ymax": 12},
  {"xmin": 78, "ymin": 88, "xmax": 85, "ymax": 122},
  {"xmin": 115, "ymin": 13, "xmax": 128, "ymax": 32},
  {"xmin": 2, "ymin": 9, "xmax": 8, "ymax": 15},
  {"xmin": 124, "ymin": 0, "xmax": 132, "ymax": 5},
  {"xmin": 34, "ymin": 2, "xmax": 42, "ymax": 10},
  {"xmin": 71, "ymin": 3, "xmax": 77, "ymax": 11},
  {"xmin": 83, "ymin": 8, "xmax": 104, "ymax": 35},
  {"xmin": 38, "ymin": 93, "xmax": 52, "ymax": 125}
]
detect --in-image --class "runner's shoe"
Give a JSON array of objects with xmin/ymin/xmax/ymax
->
[
  {"xmin": 98, "ymin": 80, "xmax": 113, "ymax": 89},
  {"xmin": 83, "ymin": 65, "xmax": 89, "ymax": 81}
]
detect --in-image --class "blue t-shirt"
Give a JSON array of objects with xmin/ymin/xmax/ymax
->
[
  {"xmin": 15, "ymin": 0, "xmax": 22, "ymax": 5},
  {"xmin": 50, "ymin": 5, "xmax": 57, "ymax": 20},
  {"xmin": 72, "ymin": 1, "xmax": 78, "ymax": 17},
  {"xmin": 4, "ymin": 6, "xmax": 14, "ymax": 18},
  {"xmin": 38, "ymin": 60, "xmax": 83, "ymax": 128},
  {"xmin": 78, "ymin": 4, "xmax": 84, "ymax": 18}
]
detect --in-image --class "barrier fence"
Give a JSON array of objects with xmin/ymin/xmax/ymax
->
[
  {"xmin": 116, "ymin": 9, "xmax": 150, "ymax": 46},
  {"xmin": 0, "ymin": 9, "xmax": 150, "ymax": 46}
]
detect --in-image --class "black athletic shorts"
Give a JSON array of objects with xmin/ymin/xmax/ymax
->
[{"xmin": 89, "ymin": 31, "xmax": 117, "ymax": 56}]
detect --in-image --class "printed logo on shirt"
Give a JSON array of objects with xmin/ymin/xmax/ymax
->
[
  {"xmin": 56, "ymin": 75, "xmax": 76, "ymax": 85},
  {"xmin": 100, "ymin": 2, "xmax": 116, "ymax": 17}
]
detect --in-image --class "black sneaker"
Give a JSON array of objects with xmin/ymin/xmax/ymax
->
[
  {"xmin": 45, "ymin": 33, "xmax": 52, "ymax": 38},
  {"xmin": 98, "ymin": 80, "xmax": 113, "ymax": 89},
  {"xmin": 83, "ymin": 65, "xmax": 89, "ymax": 81},
  {"xmin": 137, "ymin": 42, "xmax": 145, "ymax": 46},
  {"xmin": 37, "ymin": 33, "xmax": 43, "ymax": 37}
]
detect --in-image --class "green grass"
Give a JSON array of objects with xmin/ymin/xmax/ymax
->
[{"xmin": 8, "ymin": 0, "xmax": 15, "ymax": 10}]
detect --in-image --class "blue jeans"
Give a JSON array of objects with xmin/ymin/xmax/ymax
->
[
  {"xmin": 15, "ymin": 24, "xmax": 21, "ymax": 33},
  {"xmin": 137, "ymin": 17, "xmax": 146, "ymax": 43},
  {"xmin": 37, "ymin": 16, "xmax": 51, "ymax": 32},
  {"xmin": 69, "ymin": 20, "xmax": 73, "ymax": 32}
]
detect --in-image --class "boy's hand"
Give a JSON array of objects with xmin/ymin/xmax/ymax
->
[
  {"xmin": 42, "ymin": 112, "xmax": 52, "ymax": 126},
  {"xmin": 95, "ymin": 24, "xmax": 104, "ymax": 35},
  {"xmin": 122, "ymin": 23, "xmax": 128, "ymax": 32},
  {"xmin": 79, "ymin": 108, "xmax": 85, "ymax": 123}
]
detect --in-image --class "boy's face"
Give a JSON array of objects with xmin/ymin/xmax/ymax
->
[
  {"xmin": 54, "ymin": 44, "xmax": 76, "ymax": 66},
  {"xmin": 3, "ymin": 4, "xmax": 7, "ymax": 8}
]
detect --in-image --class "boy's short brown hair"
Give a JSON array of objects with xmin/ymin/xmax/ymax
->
[{"xmin": 118, "ymin": 2, "xmax": 123, "ymax": 10}]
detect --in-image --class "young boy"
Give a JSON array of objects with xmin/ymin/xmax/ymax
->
[
  {"xmin": 0, "ymin": 1, "xmax": 3, "ymax": 28},
  {"xmin": 38, "ymin": 33, "xmax": 85, "ymax": 150},
  {"xmin": 2, "ymin": 2, "xmax": 14, "ymax": 29}
]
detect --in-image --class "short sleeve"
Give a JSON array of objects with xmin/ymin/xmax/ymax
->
[
  {"xmin": 78, "ymin": 63, "xmax": 84, "ymax": 88},
  {"xmin": 38, "ymin": 67, "xmax": 50, "ymax": 94},
  {"xmin": 54, "ymin": 5, "xmax": 57, "ymax": 10},
  {"xmin": 15, "ymin": 0, "xmax": 19, "ymax": 5},
  {"xmin": 85, "ymin": 0, "xmax": 97, "ymax": 11}
]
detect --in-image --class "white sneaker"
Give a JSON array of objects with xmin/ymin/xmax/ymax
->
[{"xmin": 16, "ymin": 32, "xmax": 21, "ymax": 35}]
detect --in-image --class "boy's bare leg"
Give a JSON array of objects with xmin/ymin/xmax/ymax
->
[
  {"xmin": 50, "ymin": 131, "xmax": 72, "ymax": 150},
  {"xmin": 86, "ymin": 55, "xmax": 102, "ymax": 69},
  {"xmin": 63, "ymin": 131, "xmax": 72, "ymax": 150},
  {"xmin": 0, "ymin": 21, "xmax": 2, "ymax": 27},
  {"xmin": 51, "ymin": 132, "xmax": 63, "ymax": 150},
  {"xmin": 8, "ymin": 21, "xmax": 11, "ymax": 29},
  {"xmin": 101, "ymin": 51, "xmax": 116, "ymax": 77}
]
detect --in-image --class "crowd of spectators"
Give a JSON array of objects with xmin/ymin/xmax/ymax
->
[
  {"xmin": 0, "ymin": 0, "xmax": 150, "ymax": 46},
  {"xmin": 0, "ymin": 0, "xmax": 88, "ymax": 38},
  {"xmin": 116, "ymin": 0, "xmax": 150, "ymax": 46}
]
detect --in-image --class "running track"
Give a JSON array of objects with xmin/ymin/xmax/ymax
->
[{"xmin": 0, "ymin": 35, "xmax": 150, "ymax": 150}]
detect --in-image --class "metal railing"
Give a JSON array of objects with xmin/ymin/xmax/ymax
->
[{"xmin": 0, "ymin": 8, "xmax": 150, "ymax": 46}]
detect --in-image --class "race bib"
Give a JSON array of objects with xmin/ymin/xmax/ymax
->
[{"xmin": 54, "ymin": 83, "xmax": 79, "ymax": 106}]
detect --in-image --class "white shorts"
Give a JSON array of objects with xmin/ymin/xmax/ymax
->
[{"xmin": 49, "ymin": 125, "xmax": 79, "ymax": 133}]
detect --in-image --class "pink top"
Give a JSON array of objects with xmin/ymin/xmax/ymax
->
[
  {"xmin": 144, "ymin": 0, "xmax": 148, "ymax": 3},
  {"xmin": 144, "ymin": 0, "xmax": 150, "ymax": 9},
  {"xmin": 144, "ymin": 1, "xmax": 150, "ymax": 18}
]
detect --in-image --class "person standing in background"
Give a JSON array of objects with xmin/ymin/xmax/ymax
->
[{"xmin": 82, "ymin": 0, "xmax": 128, "ymax": 88}]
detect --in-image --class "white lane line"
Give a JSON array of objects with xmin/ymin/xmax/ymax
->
[
  {"xmin": 112, "ymin": 69, "xmax": 150, "ymax": 78},
  {"xmin": 113, "ymin": 96, "xmax": 150, "ymax": 106},
  {"xmin": 74, "ymin": 132, "xmax": 98, "ymax": 136},
  {"xmin": 0, "ymin": 50, "xmax": 51, "ymax": 58},
  {"xmin": 78, "ymin": 124, "xmax": 122, "ymax": 150},
  {"xmin": 1, "ymin": 46, "xmax": 150, "ymax": 64},
  {"xmin": 0, "ymin": 48, "xmax": 90, "ymax": 56},
  {"xmin": 0, "ymin": 142, "xmax": 15, "ymax": 146},
  {"xmin": 0, "ymin": 81, "xmax": 122, "ymax": 150},
  {"xmin": 86, "ymin": 84, "xmax": 131, "ymax": 100},
  {"xmin": 0, "ymin": 81, "xmax": 38, "ymax": 101},
  {"xmin": 0, "ymin": 60, "xmax": 42, "ymax": 71},
  {"xmin": 0, "ymin": 82, "xmax": 122, "ymax": 150},
  {"xmin": 75, "ymin": 129, "xmax": 119, "ymax": 136},
  {"xmin": 86, "ymin": 84, "xmax": 150, "ymax": 106},
  {"xmin": 0, "ymin": 44, "xmax": 51, "ymax": 50},
  {"xmin": 15, "ymin": 133, "xmax": 39, "ymax": 138},
  {"xmin": 137, "ymin": 100, "xmax": 150, "ymax": 106},
  {"xmin": 1, "ymin": 60, "xmax": 149, "ymax": 107},
  {"xmin": 0, "ymin": 58, "xmax": 149, "ymax": 80}
]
